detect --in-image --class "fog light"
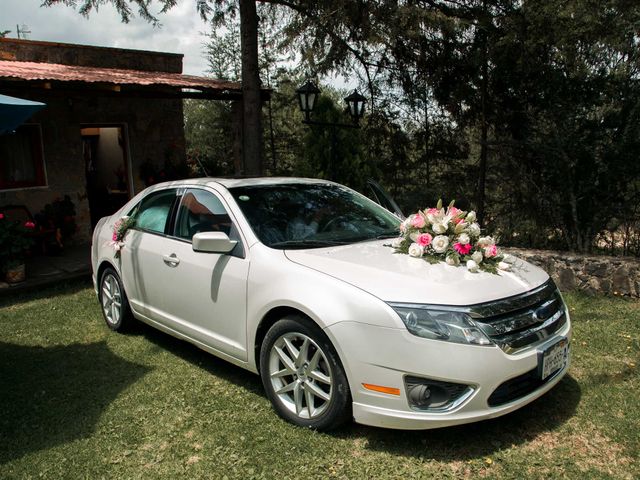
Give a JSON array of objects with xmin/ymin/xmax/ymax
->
[
  {"xmin": 408, "ymin": 383, "xmax": 431, "ymax": 406},
  {"xmin": 405, "ymin": 376, "xmax": 474, "ymax": 412}
]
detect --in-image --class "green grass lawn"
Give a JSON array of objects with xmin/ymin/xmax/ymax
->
[{"xmin": 1, "ymin": 282, "xmax": 638, "ymax": 479}]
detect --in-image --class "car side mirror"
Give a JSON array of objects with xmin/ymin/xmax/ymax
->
[{"xmin": 192, "ymin": 231, "xmax": 238, "ymax": 254}]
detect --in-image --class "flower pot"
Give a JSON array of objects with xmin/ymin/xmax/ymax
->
[{"xmin": 6, "ymin": 263, "xmax": 26, "ymax": 284}]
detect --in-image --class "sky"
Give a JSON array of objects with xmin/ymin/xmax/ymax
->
[{"xmin": 1, "ymin": 0, "xmax": 211, "ymax": 76}]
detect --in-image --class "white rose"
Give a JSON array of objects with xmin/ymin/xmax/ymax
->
[
  {"xmin": 445, "ymin": 254, "xmax": 459, "ymax": 266},
  {"xmin": 432, "ymin": 222, "xmax": 448, "ymax": 234},
  {"xmin": 477, "ymin": 235, "xmax": 494, "ymax": 247},
  {"xmin": 468, "ymin": 222, "xmax": 481, "ymax": 237},
  {"xmin": 408, "ymin": 242, "xmax": 424, "ymax": 257},
  {"xmin": 457, "ymin": 233, "xmax": 470, "ymax": 245},
  {"xmin": 431, "ymin": 235, "xmax": 449, "ymax": 253},
  {"xmin": 391, "ymin": 237, "xmax": 404, "ymax": 249},
  {"xmin": 466, "ymin": 211, "xmax": 476, "ymax": 223},
  {"xmin": 498, "ymin": 261, "xmax": 510, "ymax": 271},
  {"xmin": 471, "ymin": 251, "xmax": 483, "ymax": 264},
  {"xmin": 466, "ymin": 259, "xmax": 479, "ymax": 273}
]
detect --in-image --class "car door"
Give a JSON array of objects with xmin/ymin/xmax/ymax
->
[
  {"xmin": 155, "ymin": 187, "xmax": 249, "ymax": 361},
  {"xmin": 120, "ymin": 187, "xmax": 180, "ymax": 320}
]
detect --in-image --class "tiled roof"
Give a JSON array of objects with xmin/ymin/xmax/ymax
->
[{"xmin": 0, "ymin": 60, "xmax": 241, "ymax": 92}]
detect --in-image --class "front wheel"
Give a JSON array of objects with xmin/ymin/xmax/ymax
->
[
  {"xmin": 98, "ymin": 267, "xmax": 133, "ymax": 331},
  {"xmin": 260, "ymin": 316, "xmax": 352, "ymax": 430}
]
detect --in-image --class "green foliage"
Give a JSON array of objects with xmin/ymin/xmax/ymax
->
[
  {"xmin": 278, "ymin": 0, "xmax": 640, "ymax": 254},
  {"xmin": 0, "ymin": 217, "xmax": 35, "ymax": 271},
  {"xmin": 184, "ymin": 99, "xmax": 236, "ymax": 177}
]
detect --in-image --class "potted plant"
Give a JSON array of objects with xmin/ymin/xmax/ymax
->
[{"xmin": 0, "ymin": 213, "xmax": 35, "ymax": 283}]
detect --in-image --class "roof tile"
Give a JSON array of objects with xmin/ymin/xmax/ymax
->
[{"xmin": 0, "ymin": 60, "xmax": 241, "ymax": 92}]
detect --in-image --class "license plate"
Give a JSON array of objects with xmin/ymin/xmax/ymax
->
[{"xmin": 540, "ymin": 338, "xmax": 569, "ymax": 380}]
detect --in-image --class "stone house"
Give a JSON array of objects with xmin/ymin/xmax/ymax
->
[{"xmin": 0, "ymin": 38, "xmax": 242, "ymax": 243}]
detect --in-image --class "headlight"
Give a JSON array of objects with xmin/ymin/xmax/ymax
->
[{"xmin": 389, "ymin": 304, "xmax": 493, "ymax": 346}]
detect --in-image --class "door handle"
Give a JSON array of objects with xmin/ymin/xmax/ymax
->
[{"xmin": 162, "ymin": 253, "xmax": 180, "ymax": 267}]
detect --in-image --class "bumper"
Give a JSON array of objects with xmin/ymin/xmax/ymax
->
[{"xmin": 324, "ymin": 315, "xmax": 571, "ymax": 430}]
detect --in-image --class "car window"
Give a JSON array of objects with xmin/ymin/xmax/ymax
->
[
  {"xmin": 135, "ymin": 189, "xmax": 177, "ymax": 234},
  {"xmin": 229, "ymin": 183, "xmax": 401, "ymax": 249},
  {"xmin": 174, "ymin": 188, "xmax": 233, "ymax": 240}
]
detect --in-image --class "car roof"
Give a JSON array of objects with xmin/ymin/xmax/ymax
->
[{"xmin": 167, "ymin": 177, "xmax": 335, "ymax": 189}]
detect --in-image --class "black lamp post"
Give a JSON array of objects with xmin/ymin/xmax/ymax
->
[
  {"xmin": 296, "ymin": 81, "xmax": 367, "ymax": 128},
  {"xmin": 295, "ymin": 81, "xmax": 321, "ymax": 122},
  {"xmin": 296, "ymin": 81, "xmax": 367, "ymax": 180},
  {"xmin": 344, "ymin": 89, "xmax": 367, "ymax": 124}
]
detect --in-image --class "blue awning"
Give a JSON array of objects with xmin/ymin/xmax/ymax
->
[{"xmin": 0, "ymin": 94, "xmax": 46, "ymax": 135}]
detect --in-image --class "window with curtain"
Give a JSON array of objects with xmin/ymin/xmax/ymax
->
[{"xmin": 0, "ymin": 124, "xmax": 46, "ymax": 190}]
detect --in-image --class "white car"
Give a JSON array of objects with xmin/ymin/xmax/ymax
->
[{"xmin": 91, "ymin": 177, "xmax": 571, "ymax": 430}]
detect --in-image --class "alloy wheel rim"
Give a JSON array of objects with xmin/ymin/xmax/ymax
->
[
  {"xmin": 101, "ymin": 274, "xmax": 122, "ymax": 326},
  {"xmin": 268, "ymin": 332, "xmax": 333, "ymax": 419}
]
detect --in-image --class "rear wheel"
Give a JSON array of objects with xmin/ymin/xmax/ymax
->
[
  {"xmin": 260, "ymin": 316, "xmax": 352, "ymax": 430},
  {"xmin": 99, "ymin": 267, "xmax": 133, "ymax": 331}
]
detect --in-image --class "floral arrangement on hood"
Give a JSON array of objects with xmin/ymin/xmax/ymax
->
[
  {"xmin": 391, "ymin": 200, "xmax": 510, "ymax": 274},
  {"xmin": 110, "ymin": 216, "xmax": 135, "ymax": 258}
]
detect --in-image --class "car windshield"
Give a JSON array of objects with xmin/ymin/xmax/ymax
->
[{"xmin": 229, "ymin": 183, "xmax": 401, "ymax": 249}]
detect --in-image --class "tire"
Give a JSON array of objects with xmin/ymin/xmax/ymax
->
[
  {"xmin": 98, "ymin": 267, "xmax": 133, "ymax": 332},
  {"xmin": 260, "ymin": 316, "xmax": 352, "ymax": 430}
]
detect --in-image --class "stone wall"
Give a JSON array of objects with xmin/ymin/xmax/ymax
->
[{"xmin": 506, "ymin": 248, "xmax": 640, "ymax": 297}]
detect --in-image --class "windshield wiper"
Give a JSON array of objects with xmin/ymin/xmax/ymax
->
[
  {"xmin": 270, "ymin": 239, "xmax": 349, "ymax": 249},
  {"xmin": 374, "ymin": 230, "xmax": 400, "ymax": 239}
]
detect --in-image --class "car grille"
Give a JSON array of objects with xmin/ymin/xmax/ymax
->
[
  {"xmin": 468, "ymin": 279, "xmax": 567, "ymax": 354},
  {"xmin": 487, "ymin": 366, "xmax": 561, "ymax": 407}
]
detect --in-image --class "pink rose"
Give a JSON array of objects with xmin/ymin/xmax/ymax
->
[
  {"xmin": 484, "ymin": 244, "xmax": 498, "ymax": 258},
  {"xmin": 417, "ymin": 233, "xmax": 432, "ymax": 247},
  {"xmin": 112, "ymin": 232, "xmax": 118, "ymax": 242},
  {"xmin": 426, "ymin": 208, "xmax": 439, "ymax": 215},
  {"xmin": 454, "ymin": 217, "xmax": 464, "ymax": 224},
  {"xmin": 411, "ymin": 214, "xmax": 425, "ymax": 229},
  {"xmin": 448, "ymin": 207, "xmax": 461, "ymax": 216},
  {"xmin": 453, "ymin": 242, "xmax": 472, "ymax": 255},
  {"xmin": 24, "ymin": 221, "xmax": 35, "ymax": 229},
  {"xmin": 0, "ymin": 213, "xmax": 4, "ymax": 220}
]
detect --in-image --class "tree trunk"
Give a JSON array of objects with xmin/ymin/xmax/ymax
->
[
  {"xmin": 239, "ymin": 0, "xmax": 263, "ymax": 175},
  {"xmin": 568, "ymin": 188, "xmax": 583, "ymax": 252},
  {"xmin": 477, "ymin": 2, "xmax": 489, "ymax": 226},
  {"xmin": 267, "ymin": 97, "xmax": 277, "ymax": 173},
  {"xmin": 231, "ymin": 100, "xmax": 243, "ymax": 175},
  {"xmin": 423, "ymin": 91, "xmax": 430, "ymax": 186}
]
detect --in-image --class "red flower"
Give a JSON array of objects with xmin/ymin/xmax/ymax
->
[
  {"xmin": 453, "ymin": 242, "xmax": 472, "ymax": 255},
  {"xmin": 0, "ymin": 213, "xmax": 4, "ymax": 220},
  {"xmin": 24, "ymin": 221, "xmax": 36, "ymax": 229}
]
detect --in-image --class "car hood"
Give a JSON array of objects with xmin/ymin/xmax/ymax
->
[{"xmin": 284, "ymin": 240, "xmax": 549, "ymax": 305}]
